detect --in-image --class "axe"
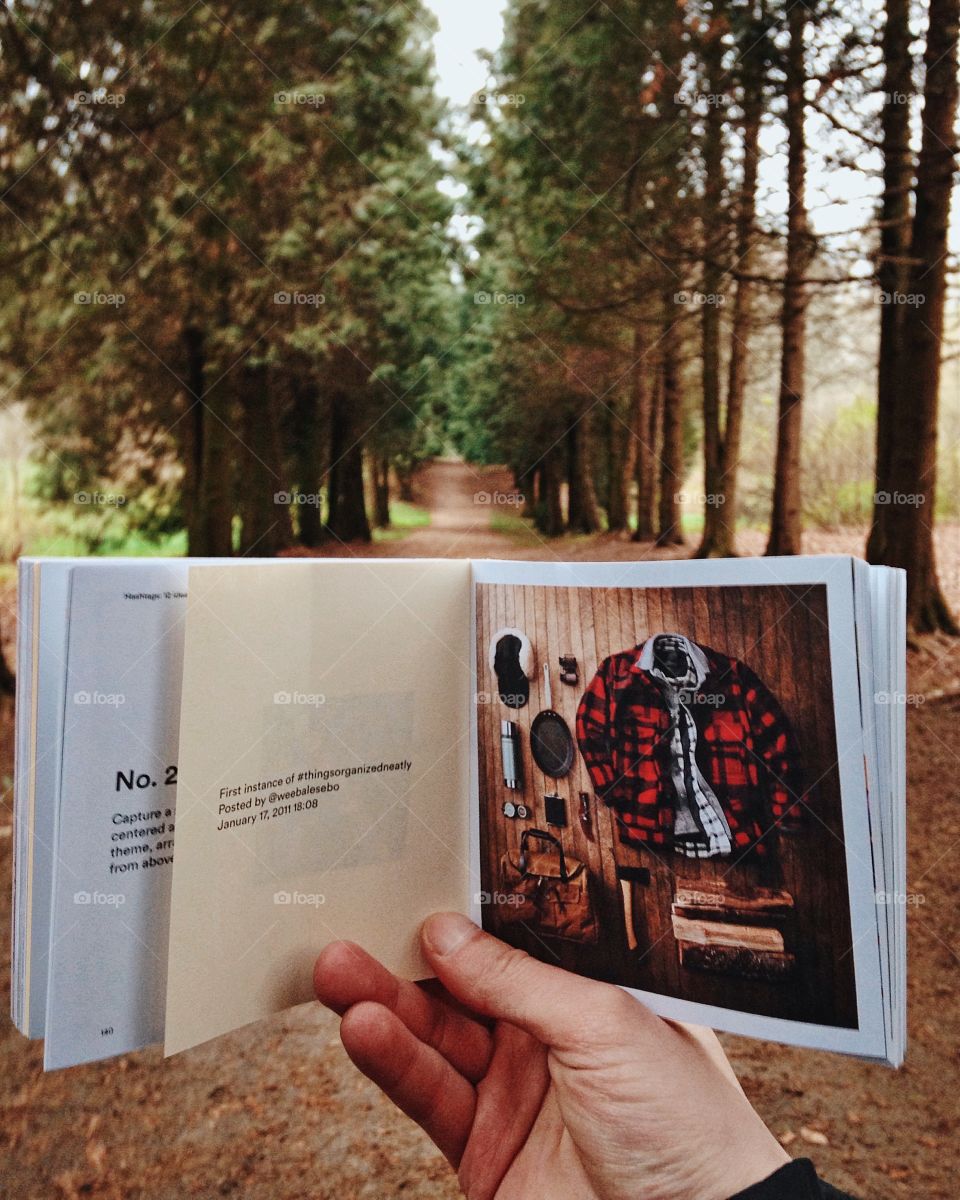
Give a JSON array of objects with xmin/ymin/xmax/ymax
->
[{"xmin": 616, "ymin": 865, "xmax": 650, "ymax": 952}]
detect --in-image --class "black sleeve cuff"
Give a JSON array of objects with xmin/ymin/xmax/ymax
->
[{"xmin": 728, "ymin": 1158, "xmax": 858, "ymax": 1200}]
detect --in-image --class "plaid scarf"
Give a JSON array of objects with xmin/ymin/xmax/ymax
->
[{"xmin": 646, "ymin": 637, "xmax": 733, "ymax": 858}]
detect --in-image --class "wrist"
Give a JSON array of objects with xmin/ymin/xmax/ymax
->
[
  {"xmin": 726, "ymin": 1157, "xmax": 847, "ymax": 1200},
  {"xmin": 705, "ymin": 1138, "xmax": 791, "ymax": 1200}
]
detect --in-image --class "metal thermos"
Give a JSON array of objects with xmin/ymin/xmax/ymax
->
[{"xmin": 500, "ymin": 719, "xmax": 522, "ymax": 790}]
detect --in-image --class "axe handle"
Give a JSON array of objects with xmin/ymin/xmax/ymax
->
[{"xmin": 620, "ymin": 878, "xmax": 639, "ymax": 951}]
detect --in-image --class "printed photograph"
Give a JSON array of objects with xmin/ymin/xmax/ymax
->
[{"xmin": 476, "ymin": 581, "xmax": 858, "ymax": 1028}]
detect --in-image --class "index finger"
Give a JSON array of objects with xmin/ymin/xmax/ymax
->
[{"xmin": 314, "ymin": 940, "xmax": 493, "ymax": 1082}]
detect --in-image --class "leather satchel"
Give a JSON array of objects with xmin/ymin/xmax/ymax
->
[{"xmin": 498, "ymin": 828, "xmax": 599, "ymax": 943}]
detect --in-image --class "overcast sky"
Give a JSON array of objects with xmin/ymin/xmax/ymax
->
[{"xmin": 421, "ymin": 0, "xmax": 507, "ymax": 106}]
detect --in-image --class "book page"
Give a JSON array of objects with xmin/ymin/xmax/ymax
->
[
  {"xmin": 43, "ymin": 562, "xmax": 191, "ymax": 1069},
  {"xmin": 13, "ymin": 560, "xmax": 72, "ymax": 1038},
  {"xmin": 164, "ymin": 559, "xmax": 472, "ymax": 1056},
  {"xmin": 469, "ymin": 556, "xmax": 888, "ymax": 1061}
]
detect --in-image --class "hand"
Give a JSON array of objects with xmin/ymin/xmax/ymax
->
[{"xmin": 314, "ymin": 913, "xmax": 788, "ymax": 1200}]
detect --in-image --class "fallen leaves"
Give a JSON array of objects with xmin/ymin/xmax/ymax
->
[{"xmin": 800, "ymin": 1126, "xmax": 830, "ymax": 1146}]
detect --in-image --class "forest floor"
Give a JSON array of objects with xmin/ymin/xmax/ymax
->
[{"xmin": 1, "ymin": 458, "xmax": 958, "ymax": 1199}]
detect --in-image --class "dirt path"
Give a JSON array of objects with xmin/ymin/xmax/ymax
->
[{"xmin": 1, "ymin": 463, "xmax": 958, "ymax": 1199}]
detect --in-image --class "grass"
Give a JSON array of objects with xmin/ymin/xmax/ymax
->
[
  {"xmin": 372, "ymin": 500, "xmax": 431, "ymax": 542},
  {"xmin": 11, "ymin": 502, "xmax": 430, "ymax": 554},
  {"xmin": 27, "ymin": 527, "xmax": 188, "ymax": 558},
  {"xmin": 489, "ymin": 511, "xmax": 544, "ymax": 543},
  {"xmin": 492, "ymin": 509, "xmax": 714, "ymax": 542}
]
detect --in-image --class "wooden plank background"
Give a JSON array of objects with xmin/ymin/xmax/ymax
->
[{"xmin": 476, "ymin": 582, "xmax": 858, "ymax": 1029}]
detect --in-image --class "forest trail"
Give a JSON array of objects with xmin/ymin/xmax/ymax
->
[
  {"xmin": 287, "ymin": 458, "xmax": 531, "ymax": 559},
  {"xmin": 400, "ymin": 457, "xmax": 519, "ymax": 549},
  {"xmin": 339, "ymin": 457, "xmax": 681, "ymax": 563}
]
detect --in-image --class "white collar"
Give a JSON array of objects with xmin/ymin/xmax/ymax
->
[{"xmin": 636, "ymin": 633, "xmax": 709, "ymax": 687}]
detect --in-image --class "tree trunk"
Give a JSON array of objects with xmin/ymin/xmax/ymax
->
[
  {"xmin": 699, "ymin": 41, "xmax": 763, "ymax": 558},
  {"xmin": 633, "ymin": 340, "xmax": 662, "ymax": 542},
  {"xmin": 373, "ymin": 454, "xmax": 391, "ymax": 528},
  {"xmin": 567, "ymin": 414, "xmax": 603, "ymax": 534},
  {"xmin": 881, "ymin": 0, "xmax": 959, "ymax": 632},
  {"xmin": 326, "ymin": 393, "xmax": 372, "ymax": 543},
  {"xmin": 631, "ymin": 321, "xmax": 657, "ymax": 542},
  {"xmin": 766, "ymin": 2, "xmax": 811, "ymax": 557},
  {"xmin": 867, "ymin": 0, "xmax": 916, "ymax": 564},
  {"xmin": 236, "ymin": 366, "xmax": 292, "ymax": 557},
  {"xmin": 605, "ymin": 392, "xmax": 633, "ymax": 532},
  {"xmin": 522, "ymin": 465, "xmax": 540, "ymax": 518},
  {"xmin": 395, "ymin": 457, "xmax": 416, "ymax": 502},
  {"xmin": 537, "ymin": 447, "xmax": 566, "ymax": 536},
  {"xmin": 194, "ymin": 371, "xmax": 235, "ymax": 556},
  {"xmin": 290, "ymin": 374, "xmax": 323, "ymax": 548},
  {"xmin": 180, "ymin": 324, "xmax": 207, "ymax": 555},
  {"xmin": 656, "ymin": 319, "xmax": 686, "ymax": 546},
  {"xmin": 0, "ymin": 614, "xmax": 14, "ymax": 695},
  {"xmin": 699, "ymin": 21, "xmax": 727, "ymax": 551}
]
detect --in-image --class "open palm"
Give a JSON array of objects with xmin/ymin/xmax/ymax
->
[{"xmin": 314, "ymin": 914, "xmax": 787, "ymax": 1200}]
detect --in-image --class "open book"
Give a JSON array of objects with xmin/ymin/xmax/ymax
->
[{"xmin": 12, "ymin": 555, "xmax": 906, "ymax": 1070}]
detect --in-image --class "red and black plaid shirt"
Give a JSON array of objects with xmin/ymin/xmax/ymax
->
[{"xmin": 575, "ymin": 643, "xmax": 807, "ymax": 858}]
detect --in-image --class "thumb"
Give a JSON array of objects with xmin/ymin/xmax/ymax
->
[{"xmin": 420, "ymin": 912, "xmax": 653, "ymax": 1050}]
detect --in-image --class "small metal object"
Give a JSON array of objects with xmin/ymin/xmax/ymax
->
[
  {"xmin": 531, "ymin": 667, "xmax": 574, "ymax": 779},
  {"xmin": 516, "ymin": 803, "xmax": 530, "ymax": 819},
  {"xmin": 544, "ymin": 794, "xmax": 567, "ymax": 827},
  {"xmin": 500, "ymin": 719, "xmax": 522, "ymax": 790},
  {"xmin": 531, "ymin": 709, "xmax": 575, "ymax": 778},
  {"xmin": 579, "ymin": 791, "xmax": 593, "ymax": 839},
  {"xmin": 559, "ymin": 655, "xmax": 579, "ymax": 685},
  {"xmin": 502, "ymin": 800, "xmax": 518, "ymax": 819}
]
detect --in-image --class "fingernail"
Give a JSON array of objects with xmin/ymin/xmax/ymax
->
[{"xmin": 422, "ymin": 912, "xmax": 476, "ymax": 957}]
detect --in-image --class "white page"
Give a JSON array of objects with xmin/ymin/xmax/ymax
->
[
  {"xmin": 13, "ymin": 561, "xmax": 73, "ymax": 1038},
  {"xmin": 42, "ymin": 562, "xmax": 191, "ymax": 1069},
  {"xmin": 469, "ymin": 556, "xmax": 890, "ymax": 1061},
  {"xmin": 864, "ymin": 562, "xmax": 905, "ymax": 1062},
  {"xmin": 852, "ymin": 558, "xmax": 890, "ymax": 1060},
  {"xmin": 164, "ymin": 559, "xmax": 473, "ymax": 1056}
]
